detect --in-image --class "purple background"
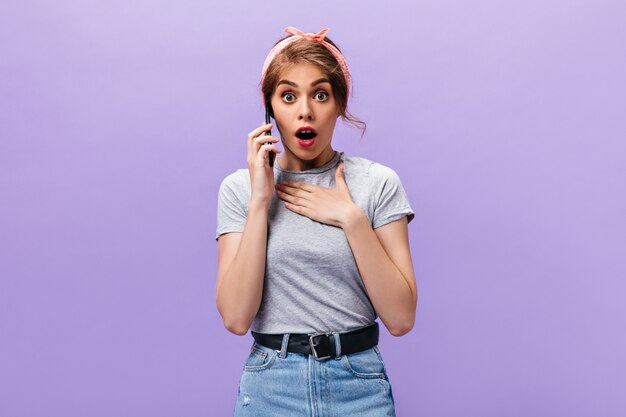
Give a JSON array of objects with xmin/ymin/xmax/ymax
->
[{"xmin": 1, "ymin": 1, "xmax": 625, "ymax": 416}]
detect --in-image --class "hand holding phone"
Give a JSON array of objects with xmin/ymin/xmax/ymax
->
[{"xmin": 247, "ymin": 121, "xmax": 280, "ymax": 207}]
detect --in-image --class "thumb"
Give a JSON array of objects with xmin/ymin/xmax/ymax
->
[{"xmin": 335, "ymin": 163, "xmax": 347, "ymax": 188}]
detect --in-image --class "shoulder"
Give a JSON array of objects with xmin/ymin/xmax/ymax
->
[
  {"xmin": 343, "ymin": 154, "xmax": 402, "ymax": 182},
  {"xmin": 218, "ymin": 169, "xmax": 251, "ymax": 200},
  {"xmin": 219, "ymin": 168, "xmax": 250, "ymax": 189}
]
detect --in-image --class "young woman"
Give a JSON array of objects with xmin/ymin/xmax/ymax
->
[{"xmin": 216, "ymin": 26, "xmax": 417, "ymax": 416}]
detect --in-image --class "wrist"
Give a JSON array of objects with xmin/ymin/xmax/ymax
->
[
  {"xmin": 249, "ymin": 196, "xmax": 271, "ymax": 211},
  {"xmin": 340, "ymin": 204, "xmax": 367, "ymax": 230}
]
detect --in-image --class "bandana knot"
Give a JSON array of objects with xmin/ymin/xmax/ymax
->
[{"xmin": 284, "ymin": 26, "xmax": 330, "ymax": 42}]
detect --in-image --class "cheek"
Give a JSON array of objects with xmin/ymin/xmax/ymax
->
[
  {"xmin": 273, "ymin": 115, "xmax": 288, "ymax": 135},
  {"xmin": 322, "ymin": 112, "xmax": 338, "ymax": 127},
  {"xmin": 271, "ymin": 102, "xmax": 291, "ymax": 120}
]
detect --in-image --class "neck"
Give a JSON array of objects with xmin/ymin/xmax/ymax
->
[{"xmin": 278, "ymin": 146, "xmax": 336, "ymax": 171}]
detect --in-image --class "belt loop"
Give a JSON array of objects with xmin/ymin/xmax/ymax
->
[
  {"xmin": 279, "ymin": 333, "xmax": 290, "ymax": 359},
  {"xmin": 332, "ymin": 332, "xmax": 341, "ymax": 360}
]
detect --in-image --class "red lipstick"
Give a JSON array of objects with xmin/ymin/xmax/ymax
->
[
  {"xmin": 295, "ymin": 126, "xmax": 318, "ymax": 136},
  {"xmin": 295, "ymin": 126, "xmax": 317, "ymax": 148}
]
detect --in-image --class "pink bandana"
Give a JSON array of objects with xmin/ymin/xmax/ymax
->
[{"xmin": 260, "ymin": 26, "xmax": 352, "ymax": 103}]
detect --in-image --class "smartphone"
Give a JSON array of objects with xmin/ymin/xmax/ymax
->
[{"xmin": 264, "ymin": 100, "xmax": 275, "ymax": 168}]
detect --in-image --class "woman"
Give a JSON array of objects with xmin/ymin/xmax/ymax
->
[{"xmin": 216, "ymin": 26, "xmax": 417, "ymax": 416}]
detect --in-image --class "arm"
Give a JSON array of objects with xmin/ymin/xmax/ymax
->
[
  {"xmin": 216, "ymin": 199, "xmax": 269, "ymax": 336},
  {"xmin": 216, "ymin": 122, "xmax": 283, "ymax": 336},
  {"xmin": 341, "ymin": 210, "xmax": 417, "ymax": 337}
]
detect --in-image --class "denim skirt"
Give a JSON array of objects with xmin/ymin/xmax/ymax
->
[{"xmin": 233, "ymin": 332, "xmax": 396, "ymax": 416}]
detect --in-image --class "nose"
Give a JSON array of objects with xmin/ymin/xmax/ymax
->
[{"xmin": 298, "ymin": 98, "xmax": 313, "ymax": 121}]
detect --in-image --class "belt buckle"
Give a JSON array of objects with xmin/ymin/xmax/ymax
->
[{"xmin": 309, "ymin": 333, "xmax": 332, "ymax": 360}]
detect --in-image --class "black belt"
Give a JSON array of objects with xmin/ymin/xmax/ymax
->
[{"xmin": 251, "ymin": 322, "xmax": 379, "ymax": 360}]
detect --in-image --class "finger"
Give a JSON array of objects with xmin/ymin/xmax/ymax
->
[
  {"xmin": 248, "ymin": 123, "xmax": 273, "ymax": 139},
  {"xmin": 276, "ymin": 189, "xmax": 306, "ymax": 206},
  {"xmin": 277, "ymin": 183, "xmax": 311, "ymax": 198},
  {"xmin": 335, "ymin": 163, "xmax": 345, "ymax": 177},
  {"xmin": 253, "ymin": 135, "xmax": 279, "ymax": 145},
  {"xmin": 283, "ymin": 201, "xmax": 307, "ymax": 216},
  {"xmin": 249, "ymin": 135, "xmax": 279, "ymax": 159},
  {"xmin": 335, "ymin": 163, "xmax": 347, "ymax": 189},
  {"xmin": 257, "ymin": 144, "xmax": 281, "ymax": 160},
  {"xmin": 256, "ymin": 139, "xmax": 280, "ymax": 158},
  {"xmin": 276, "ymin": 185, "xmax": 310, "ymax": 201}
]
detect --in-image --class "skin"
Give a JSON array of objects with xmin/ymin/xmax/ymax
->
[
  {"xmin": 271, "ymin": 63, "xmax": 340, "ymax": 172},
  {"xmin": 216, "ymin": 62, "xmax": 417, "ymax": 336},
  {"xmin": 266, "ymin": 63, "xmax": 353, "ymax": 226}
]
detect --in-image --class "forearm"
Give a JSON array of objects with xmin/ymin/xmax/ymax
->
[
  {"xmin": 341, "ymin": 207, "xmax": 416, "ymax": 336},
  {"xmin": 216, "ymin": 200, "xmax": 269, "ymax": 334}
]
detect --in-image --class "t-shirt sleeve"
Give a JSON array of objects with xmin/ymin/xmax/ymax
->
[
  {"xmin": 371, "ymin": 164, "xmax": 415, "ymax": 229},
  {"xmin": 215, "ymin": 173, "xmax": 248, "ymax": 241}
]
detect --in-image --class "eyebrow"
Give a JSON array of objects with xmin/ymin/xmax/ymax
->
[{"xmin": 276, "ymin": 78, "xmax": 331, "ymax": 88}]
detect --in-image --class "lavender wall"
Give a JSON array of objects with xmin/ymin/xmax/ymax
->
[{"xmin": 1, "ymin": 1, "xmax": 624, "ymax": 416}]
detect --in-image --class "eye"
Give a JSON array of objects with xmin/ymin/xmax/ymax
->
[
  {"xmin": 282, "ymin": 92, "xmax": 296, "ymax": 102},
  {"xmin": 315, "ymin": 91, "xmax": 329, "ymax": 100}
]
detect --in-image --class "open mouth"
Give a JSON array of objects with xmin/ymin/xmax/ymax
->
[{"xmin": 295, "ymin": 127, "xmax": 318, "ymax": 141}]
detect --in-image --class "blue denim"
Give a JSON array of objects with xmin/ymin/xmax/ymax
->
[{"xmin": 233, "ymin": 332, "xmax": 396, "ymax": 416}]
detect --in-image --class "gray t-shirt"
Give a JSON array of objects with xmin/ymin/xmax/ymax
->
[{"xmin": 215, "ymin": 151, "xmax": 415, "ymax": 334}]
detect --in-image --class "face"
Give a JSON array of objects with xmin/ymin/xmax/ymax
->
[{"xmin": 270, "ymin": 63, "xmax": 340, "ymax": 171}]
